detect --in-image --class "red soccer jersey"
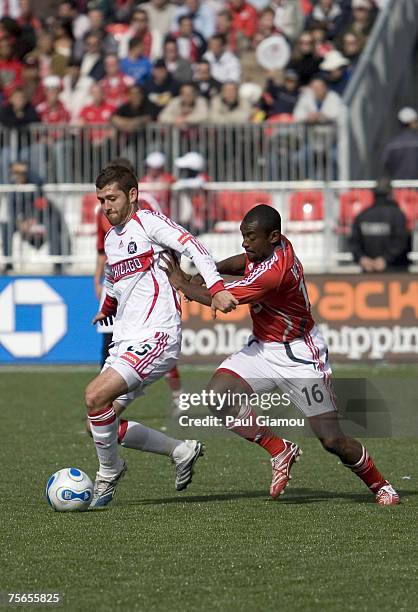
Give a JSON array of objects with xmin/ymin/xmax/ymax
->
[
  {"xmin": 226, "ymin": 236, "xmax": 314, "ymax": 343},
  {"xmin": 100, "ymin": 73, "xmax": 134, "ymax": 108},
  {"xmin": 79, "ymin": 102, "xmax": 116, "ymax": 142},
  {"xmin": 36, "ymin": 101, "xmax": 70, "ymax": 124},
  {"xmin": 228, "ymin": 2, "xmax": 258, "ymax": 40}
]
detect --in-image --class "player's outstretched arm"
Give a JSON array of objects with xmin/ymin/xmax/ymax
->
[
  {"xmin": 161, "ymin": 253, "xmax": 233, "ymax": 312},
  {"xmin": 216, "ymin": 254, "xmax": 246, "ymax": 276}
]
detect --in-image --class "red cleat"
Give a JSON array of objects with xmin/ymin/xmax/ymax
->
[
  {"xmin": 270, "ymin": 440, "xmax": 302, "ymax": 498},
  {"xmin": 375, "ymin": 484, "xmax": 400, "ymax": 506}
]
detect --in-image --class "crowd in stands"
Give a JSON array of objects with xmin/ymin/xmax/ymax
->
[{"xmin": 0, "ymin": 0, "xmax": 385, "ymax": 182}]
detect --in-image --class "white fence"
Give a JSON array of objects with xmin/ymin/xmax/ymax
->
[
  {"xmin": 0, "ymin": 122, "xmax": 338, "ymax": 184},
  {"xmin": 0, "ymin": 181, "xmax": 417, "ymax": 274}
]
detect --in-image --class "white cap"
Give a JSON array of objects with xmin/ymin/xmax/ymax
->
[
  {"xmin": 398, "ymin": 107, "xmax": 418, "ymax": 125},
  {"xmin": 43, "ymin": 75, "xmax": 61, "ymax": 89},
  {"xmin": 175, "ymin": 152, "xmax": 204, "ymax": 171},
  {"xmin": 320, "ymin": 50, "xmax": 349, "ymax": 71},
  {"xmin": 352, "ymin": 0, "xmax": 372, "ymax": 9},
  {"xmin": 145, "ymin": 151, "xmax": 166, "ymax": 168}
]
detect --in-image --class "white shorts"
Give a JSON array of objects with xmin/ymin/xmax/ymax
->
[
  {"xmin": 102, "ymin": 332, "xmax": 180, "ymax": 407},
  {"xmin": 217, "ymin": 325, "xmax": 337, "ymax": 418}
]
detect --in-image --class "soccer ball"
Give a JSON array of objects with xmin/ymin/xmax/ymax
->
[{"xmin": 46, "ymin": 468, "xmax": 93, "ymax": 512}]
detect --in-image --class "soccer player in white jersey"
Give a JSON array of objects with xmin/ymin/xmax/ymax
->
[
  {"xmin": 162, "ymin": 205, "xmax": 400, "ymax": 506},
  {"xmin": 86, "ymin": 164, "xmax": 238, "ymax": 508}
]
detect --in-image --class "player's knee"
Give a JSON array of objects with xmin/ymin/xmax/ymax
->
[
  {"xmin": 320, "ymin": 436, "xmax": 346, "ymax": 455},
  {"xmin": 84, "ymin": 384, "xmax": 103, "ymax": 414}
]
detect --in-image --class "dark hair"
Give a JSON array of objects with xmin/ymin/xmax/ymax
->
[
  {"xmin": 243, "ymin": 205, "xmax": 281, "ymax": 236},
  {"xmin": 178, "ymin": 15, "xmax": 193, "ymax": 24},
  {"xmin": 210, "ymin": 34, "xmax": 226, "ymax": 45},
  {"xmin": 129, "ymin": 35, "xmax": 143, "ymax": 50},
  {"xmin": 96, "ymin": 165, "xmax": 138, "ymax": 199},
  {"xmin": 106, "ymin": 157, "xmax": 137, "ymax": 176}
]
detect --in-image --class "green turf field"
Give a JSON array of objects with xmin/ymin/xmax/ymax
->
[{"xmin": 1, "ymin": 366, "xmax": 417, "ymax": 611}]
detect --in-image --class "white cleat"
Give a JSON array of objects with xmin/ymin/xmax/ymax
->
[
  {"xmin": 172, "ymin": 440, "xmax": 204, "ymax": 491},
  {"xmin": 89, "ymin": 461, "xmax": 127, "ymax": 509},
  {"xmin": 270, "ymin": 440, "xmax": 302, "ymax": 499}
]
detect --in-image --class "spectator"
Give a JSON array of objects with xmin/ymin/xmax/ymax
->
[
  {"xmin": 293, "ymin": 76, "xmax": 342, "ymax": 179},
  {"xmin": 350, "ymin": 178, "xmax": 411, "ymax": 272},
  {"xmin": 111, "ymin": 84, "xmax": 152, "ymax": 133},
  {"xmin": 305, "ymin": 0, "xmax": 348, "ymax": 40},
  {"xmin": 21, "ymin": 55, "xmax": 45, "ymax": 108},
  {"xmin": 79, "ymin": 32, "xmax": 105, "ymax": 81},
  {"xmin": 58, "ymin": 0, "xmax": 90, "ymax": 45},
  {"xmin": 118, "ymin": 8, "xmax": 162, "ymax": 60},
  {"xmin": 78, "ymin": 82, "xmax": 116, "ymax": 143},
  {"xmin": 173, "ymin": 0, "xmax": 216, "ymax": 41},
  {"xmin": 308, "ymin": 20, "xmax": 334, "ymax": 58},
  {"xmin": 60, "ymin": 58, "xmax": 94, "ymax": 123},
  {"xmin": 111, "ymin": 0, "xmax": 135, "ymax": 23},
  {"xmin": 52, "ymin": 17, "xmax": 74, "ymax": 59},
  {"xmin": 228, "ymin": 0, "xmax": 258, "ymax": 52},
  {"xmin": 340, "ymin": 0, "xmax": 376, "ymax": 41},
  {"xmin": 73, "ymin": 8, "xmax": 117, "ymax": 59},
  {"xmin": 158, "ymin": 82, "xmax": 208, "ymax": 127},
  {"xmin": 260, "ymin": 68, "xmax": 300, "ymax": 118},
  {"xmin": 193, "ymin": 59, "xmax": 221, "ymax": 101},
  {"xmin": 17, "ymin": 0, "xmax": 41, "ymax": 33},
  {"xmin": 2, "ymin": 11, "xmax": 37, "ymax": 60},
  {"xmin": 100, "ymin": 53, "xmax": 134, "ymax": 108},
  {"xmin": 36, "ymin": 75, "xmax": 70, "ymax": 125},
  {"xmin": 319, "ymin": 49, "xmax": 350, "ymax": 96},
  {"xmin": 209, "ymin": 81, "xmax": 251, "ymax": 124},
  {"xmin": 26, "ymin": 30, "xmax": 68, "ymax": 79},
  {"xmin": 203, "ymin": 35, "xmax": 241, "ymax": 84},
  {"xmin": 120, "ymin": 36, "xmax": 152, "ymax": 85},
  {"xmin": 286, "ymin": 31, "xmax": 321, "ymax": 86},
  {"xmin": 340, "ymin": 31, "xmax": 364, "ymax": 74},
  {"xmin": 0, "ymin": 37, "xmax": 23, "ymax": 102},
  {"xmin": 142, "ymin": 0, "xmax": 177, "ymax": 39},
  {"xmin": 0, "ymin": 160, "xmax": 70, "ymax": 274},
  {"xmin": 173, "ymin": 151, "xmax": 209, "ymax": 232},
  {"xmin": 382, "ymin": 107, "xmax": 418, "ymax": 180},
  {"xmin": 293, "ymin": 76, "xmax": 343, "ymax": 123},
  {"xmin": 215, "ymin": 10, "xmax": 235, "ymax": 51},
  {"xmin": 143, "ymin": 59, "xmax": 180, "ymax": 120},
  {"xmin": 270, "ymin": 0, "xmax": 305, "ymax": 43},
  {"xmin": 163, "ymin": 38, "xmax": 193, "ymax": 83},
  {"xmin": 139, "ymin": 151, "xmax": 175, "ymax": 215},
  {"xmin": 170, "ymin": 15, "xmax": 206, "ymax": 63}
]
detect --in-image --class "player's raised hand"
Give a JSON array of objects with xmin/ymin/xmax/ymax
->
[
  {"xmin": 211, "ymin": 290, "xmax": 239, "ymax": 319},
  {"xmin": 92, "ymin": 311, "xmax": 113, "ymax": 326}
]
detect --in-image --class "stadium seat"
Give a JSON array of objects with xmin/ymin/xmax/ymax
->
[
  {"xmin": 338, "ymin": 189, "xmax": 374, "ymax": 234},
  {"xmin": 392, "ymin": 189, "xmax": 418, "ymax": 230},
  {"xmin": 286, "ymin": 190, "xmax": 324, "ymax": 232},
  {"xmin": 214, "ymin": 191, "xmax": 273, "ymax": 231},
  {"xmin": 75, "ymin": 193, "xmax": 99, "ymax": 236}
]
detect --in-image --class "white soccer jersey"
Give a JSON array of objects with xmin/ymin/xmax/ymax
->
[{"xmin": 102, "ymin": 209, "xmax": 224, "ymax": 343}]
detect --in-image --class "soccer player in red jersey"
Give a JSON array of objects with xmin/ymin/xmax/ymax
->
[{"xmin": 162, "ymin": 205, "xmax": 400, "ymax": 506}]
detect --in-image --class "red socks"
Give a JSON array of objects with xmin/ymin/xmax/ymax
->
[
  {"xmin": 345, "ymin": 446, "xmax": 387, "ymax": 493},
  {"xmin": 165, "ymin": 366, "xmax": 182, "ymax": 393},
  {"xmin": 227, "ymin": 406, "xmax": 286, "ymax": 457}
]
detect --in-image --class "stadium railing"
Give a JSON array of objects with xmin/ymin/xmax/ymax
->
[
  {"xmin": 0, "ymin": 122, "xmax": 338, "ymax": 184},
  {"xmin": 1, "ymin": 181, "xmax": 417, "ymax": 275}
]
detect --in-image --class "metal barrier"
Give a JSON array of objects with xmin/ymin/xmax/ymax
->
[
  {"xmin": 0, "ymin": 122, "xmax": 338, "ymax": 184},
  {"xmin": 1, "ymin": 181, "xmax": 417, "ymax": 275}
]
